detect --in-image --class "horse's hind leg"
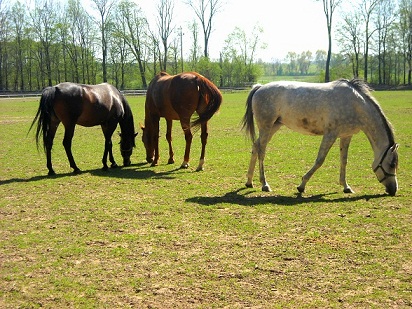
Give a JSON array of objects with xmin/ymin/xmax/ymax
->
[
  {"xmin": 339, "ymin": 136, "xmax": 354, "ymax": 193},
  {"xmin": 297, "ymin": 134, "xmax": 337, "ymax": 193},
  {"xmin": 166, "ymin": 119, "xmax": 175, "ymax": 164},
  {"xmin": 196, "ymin": 122, "xmax": 208, "ymax": 171},
  {"xmin": 247, "ymin": 123, "xmax": 281, "ymax": 192},
  {"xmin": 180, "ymin": 119, "xmax": 192, "ymax": 169},
  {"xmin": 246, "ymin": 142, "xmax": 258, "ymax": 188},
  {"xmin": 46, "ymin": 119, "xmax": 60, "ymax": 176},
  {"xmin": 62, "ymin": 124, "xmax": 81, "ymax": 173}
]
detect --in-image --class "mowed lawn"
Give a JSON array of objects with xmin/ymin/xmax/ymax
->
[{"xmin": 0, "ymin": 89, "xmax": 411, "ymax": 308}]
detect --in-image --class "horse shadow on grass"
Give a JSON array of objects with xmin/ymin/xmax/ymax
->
[
  {"xmin": 186, "ymin": 187, "xmax": 387, "ymax": 207},
  {"xmin": 0, "ymin": 163, "xmax": 178, "ymax": 186}
]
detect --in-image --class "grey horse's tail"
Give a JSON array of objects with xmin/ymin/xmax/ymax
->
[{"xmin": 241, "ymin": 84, "xmax": 262, "ymax": 142}]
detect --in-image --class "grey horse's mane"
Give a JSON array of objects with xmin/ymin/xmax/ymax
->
[{"xmin": 339, "ymin": 78, "xmax": 395, "ymax": 146}]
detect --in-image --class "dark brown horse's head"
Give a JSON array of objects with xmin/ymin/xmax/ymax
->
[
  {"xmin": 140, "ymin": 124, "xmax": 154, "ymax": 163},
  {"xmin": 119, "ymin": 132, "xmax": 138, "ymax": 166}
]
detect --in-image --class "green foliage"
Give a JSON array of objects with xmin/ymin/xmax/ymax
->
[{"xmin": 0, "ymin": 91, "xmax": 411, "ymax": 307}]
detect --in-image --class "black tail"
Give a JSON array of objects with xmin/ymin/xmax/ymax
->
[
  {"xmin": 29, "ymin": 86, "xmax": 56, "ymax": 152},
  {"xmin": 191, "ymin": 76, "xmax": 223, "ymax": 129},
  {"xmin": 241, "ymin": 84, "xmax": 262, "ymax": 142}
]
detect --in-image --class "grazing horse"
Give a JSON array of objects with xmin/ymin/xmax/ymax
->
[
  {"xmin": 141, "ymin": 71, "xmax": 222, "ymax": 171},
  {"xmin": 242, "ymin": 79, "xmax": 399, "ymax": 196},
  {"xmin": 29, "ymin": 82, "xmax": 137, "ymax": 175}
]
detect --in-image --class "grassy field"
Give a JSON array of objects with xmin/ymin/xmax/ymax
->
[{"xmin": 0, "ymin": 89, "xmax": 411, "ymax": 308}]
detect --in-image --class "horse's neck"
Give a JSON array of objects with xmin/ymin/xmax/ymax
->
[
  {"xmin": 119, "ymin": 113, "xmax": 134, "ymax": 135},
  {"xmin": 361, "ymin": 105, "xmax": 392, "ymax": 162}
]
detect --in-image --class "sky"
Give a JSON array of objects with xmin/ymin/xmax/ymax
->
[{"xmin": 139, "ymin": 0, "xmax": 333, "ymax": 62}]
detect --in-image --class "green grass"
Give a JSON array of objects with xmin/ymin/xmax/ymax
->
[{"xmin": 0, "ymin": 90, "xmax": 411, "ymax": 308}]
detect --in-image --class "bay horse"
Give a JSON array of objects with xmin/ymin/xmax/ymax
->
[
  {"xmin": 141, "ymin": 72, "xmax": 222, "ymax": 171},
  {"xmin": 29, "ymin": 82, "xmax": 137, "ymax": 175},
  {"xmin": 242, "ymin": 79, "xmax": 399, "ymax": 196}
]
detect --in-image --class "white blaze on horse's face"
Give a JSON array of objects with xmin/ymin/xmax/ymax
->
[{"xmin": 373, "ymin": 144, "xmax": 399, "ymax": 196}]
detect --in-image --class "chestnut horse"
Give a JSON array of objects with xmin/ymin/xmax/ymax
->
[
  {"xmin": 242, "ymin": 79, "xmax": 399, "ymax": 196},
  {"xmin": 29, "ymin": 82, "xmax": 137, "ymax": 175},
  {"xmin": 142, "ymin": 72, "xmax": 222, "ymax": 171}
]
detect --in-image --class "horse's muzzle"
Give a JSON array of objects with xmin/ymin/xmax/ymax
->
[{"xmin": 385, "ymin": 182, "xmax": 397, "ymax": 196}]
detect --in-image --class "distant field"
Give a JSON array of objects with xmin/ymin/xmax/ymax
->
[
  {"xmin": 257, "ymin": 75, "xmax": 322, "ymax": 84},
  {"xmin": 0, "ymin": 90, "xmax": 411, "ymax": 308}
]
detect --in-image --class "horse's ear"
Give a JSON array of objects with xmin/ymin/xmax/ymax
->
[{"xmin": 391, "ymin": 144, "xmax": 399, "ymax": 152}]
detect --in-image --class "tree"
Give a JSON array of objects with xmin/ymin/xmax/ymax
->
[
  {"xmin": 221, "ymin": 26, "xmax": 264, "ymax": 85},
  {"xmin": 186, "ymin": 0, "xmax": 223, "ymax": 59},
  {"xmin": 92, "ymin": 0, "xmax": 115, "ymax": 82},
  {"xmin": 315, "ymin": 50, "xmax": 327, "ymax": 72},
  {"xmin": 317, "ymin": 0, "xmax": 342, "ymax": 82},
  {"xmin": 298, "ymin": 51, "xmax": 313, "ymax": 75},
  {"xmin": 286, "ymin": 52, "xmax": 298, "ymax": 74},
  {"xmin": 188, "ymin": 20, "xmax": 202, "ymax": 71},
  {"xmin": 337, "ymin": 11, "xmax": 362, "ymax": 78},
  {"xmin": 10, "ymin": 1, "xmax": 27, "ymax": 90},
  {"xmin": 0, "ymin": 0, "xmax": 9, "ymax": 90},
  {"xmin": 359, "ymin": 0, "xmax": 379, "ymax": 82},
  {"xmin": 30, "ymin": 0, "xmax": 59, "ymax": 87},
  {"xmin": 116, "ymin": 0, "xmax": 149, "ymax": 87},
  {"xmin": 399, "ymin": 0, "xmax": 412, "ymax": 84},
  {"xmin": 156, "ymin": 0, "xmax": 175, "ymax": 71}
]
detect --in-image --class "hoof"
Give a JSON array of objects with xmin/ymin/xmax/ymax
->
[
  {"xmin": 111, "ymin": 163, "xmax": 119, "ymax": 168},
  {"xmin": 73, "ymin": 168, "xmax": 82, "ymax": 174},
  {"xmin": 297, "ymin": 186, "xmax": 305, "ymax": 193},
  {"xmin": 262, "ymin": 185, "xmax": 272, "ymax": 192},
  {"xmin": 102, "ymin": 166, "xmax": 109, "ymax": 171},
  {"xmin": 48, "ymin": 170, "xmax": 56, "ymax": 176},
  {"xmin": 343, "ymin": 187, "xmax": 354, "ymax": 194},
  {"xmin": 150, "ymin": 162, "xmax": 158, "ymax": 167},
  {"xmin": 168, "ymin": 158, "xmax": 175, "ymax": 164},
  {"xmin": 180, "ymin": 163, "xmax": 189, "ymax": 169},
  {"xmin": 195, "ymin": 166, "xmax": 204, "ymax": 172},
  {"xmin": 245, "ymin": 183, "xmax": 253, "ymax": 188}
]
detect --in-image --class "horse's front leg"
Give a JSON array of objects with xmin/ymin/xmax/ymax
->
[
  {"xmin": 151, "ymin": 120, "xmax": 160, "ymax": 167},
  {"xmin": 339, "ymin": 136, "xmax": 354, "ymax": 193},
  {"xmin": 180, "ymin": 120, "xmax": 192, "ymax": 169},
  {"xmin": 62, "ymin": 124, "xmax": 81, "ymax": 174},
  {"xmin": 102, "ymin": 138, "xmax": 118, "ymax": 170},
  {"xmin": 297, "ymin": 134, "xmax": 337, "ymax": 193},
  {"xmin": 166, "ymin": 119, "xmax": 175, "ymax": 164},
  {"xmin": 196, "ymin": 122, "xmax": 208, "ymax": 171},
  {"xmin": 101, "ymin": 123, "xmax": 118, "ymax": 170}
]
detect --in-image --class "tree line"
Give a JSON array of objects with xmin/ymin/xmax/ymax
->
[
  {"xmin": 0, "ymin": 0, "xmax": 411, "ymax": 92},
  {"xmin": 319, "ymin": 0, "xmax": 411, "ymax": 85}
]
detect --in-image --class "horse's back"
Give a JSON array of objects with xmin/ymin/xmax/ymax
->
[
  {"xmin": 146, "ymin": 72, "xmax": 200, "ymax": 120},
  {"xmin": 53, "ymin": 82, "xmax": 124, "ymax": 127},
  {"xmin": 252, "ymin": 81, "xmax": 362, "ymax": 136}
]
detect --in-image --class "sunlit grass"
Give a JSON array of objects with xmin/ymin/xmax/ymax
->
[{"xmin": 0, "ymin": 90, "xmax": 411, "ymax": 308}]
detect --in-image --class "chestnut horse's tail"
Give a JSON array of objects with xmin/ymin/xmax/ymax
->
[
  {"xmin": 241, "ymin": 84, "xmax": 262, "ymax": 142},
  {"xmin": 191, "ymin": 75, "xmax": 223, "ymax": 128},
  {"xmin": 29, "ymin": 86, "xmax": 57, "ymax": 152}
]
